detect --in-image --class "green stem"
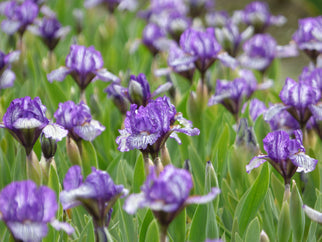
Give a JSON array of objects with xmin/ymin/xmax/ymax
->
[{"xmin": 159, "ymin": 224, "xmax": 168, "ymax": 242}]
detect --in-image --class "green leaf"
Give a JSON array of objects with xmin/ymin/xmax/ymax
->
[
  {"xmin": 47, "ymin": 163, "xmax": 61, "ymax": 198},
  {"xmin": 133, "ymin": 153, "xmax": 146, "ymax": 193},
  {"xmin": 139, "ymin": 210, "xmax": 154, "ymax": 242},
  {"xmin": 271, "ymin": 172, "xmax": 284, "ymax": 209},
  {"xmin": 254, "ymin": 115, "xmax": 271, "ymax": 152},
  {"xmin": 81, "ymin": 141, "xmax": 98, "ymax": 176},
  {"xmin": 277, "ymin": 201, "xmax": 291, "ymax": 242},
  {"xmin": 235, "ymin": 162, "xmax": 269, "ymax": 236},
  {"xmin": 290, "ymin": 180, "xmax": 305, "ymax": 242},
  {"xmin": 78, "ymin": 215, "xmax": 95, "ymax": 242},
  {"xmin": 145, "ymin": 219, "xmax": 160, "ymax": 242},
  {"xmin": 168, "ymin": 208, "xmax": 186, "ymax": 242},
  {"xmin": 244, "ymin": 217, "xmax": 260, "ymax": 241},
  {"xmin": 188, "ymin": 204, "xmax": 207, "ymax": 242}
]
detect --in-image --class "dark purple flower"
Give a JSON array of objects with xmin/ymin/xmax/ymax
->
[
  {"xmin": 0, "ymin": 180, "xmax": 74, "ymax": 242},
  {"xmin": 238, "ymin": 1, "xmax": 286, "ymax": 33},
  {"xmin": 0, "ymin": 49, "xmax": 19, "ymax": 89},
  {"xmin": 292, "ymin": 17, "xmax": 322, "ymax": 61},
  {"xmin": 60, "ymin": 165, "xmax": 127, "ymax": 227},
  {"xmin": 47, "ymin": 45, "xmax": 119, "ymax": 91},
  {"xmin": 240, "ymin": 33, "xmax": 297, "ymax": 72},
  {"xmin": 246, "ymin": 130, "xmax": 317, "ymax": 184},
  {"xmin": 54, "ymin": 101, "xmax": 105, "ymax": 141},
  {"xmin": 124, "ymin": 165, "xmax": 220, "ymax": 226},
  {"xmin": 28, "ymin": 16, "xmax": 70, "ymax": 51},
  {"xmin": 1, "ymin": 0, "xmax": 39, "ymax": 36},
  {"xmin": 116, "ymin": 96, "xmax": 199, "ymax": 157},
  {"xmin": 1, "ymin": 96, "xmax": 49, "ymax": 155},
  {"xmin": 84, "ymin": 0, "xmax": 121, "ymax": 12}
]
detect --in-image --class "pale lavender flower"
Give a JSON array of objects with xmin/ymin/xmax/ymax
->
[
  {"xmin": 292, "ymin": 17, "xmax": 322, "ymax": 62},
  {"xmin": 47, "ymin": 45, "xmax": 119, "ymax": 91},
  {"xmin": 54, "ymin": 101, "xmax": 105, "ymax": 141},
  {"xmin": 236, "ymin": 1, "xmax": 286, "ymax": 33},
  {"xmin": 60, "ymin": 166, "xmax": 128, "ymax": 229},
  {"xmin": 1, "ymin": 0, "xmax": 39, "ymax": 36},
  {"xmin": 116, "ymin": 96, "xmax": 199, "ymax": 157},
  {"xmin": 124, "ymin": 165, "xmax": 220, "ymax": 227},
  {"xmin": 84, "ymin": 0, "xmax": 120, "ymax": 12},
  {"xmin": 0, "ymin": 96, "xmax": 49, "ymax": 155},
  {"xmin": 0, "ymin": 180, "xmax": 74, "ymax": 242},
  {"xmin": 240, "ymin": 33, "xmax": 298, "ymax": 72},
  {"xmin": 246, "ymin": 130, "xmax": 318, "ymax": 184},
  {"xmin": 28, "ymin": 16, "xmax": 70, "ymax": 51},
  {"xmin": 0, "ymin": 49, "xmax": 20, "ymax": 89}
]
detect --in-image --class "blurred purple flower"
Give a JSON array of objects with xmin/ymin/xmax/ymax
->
[
  {"xmin": 205, "ymin": 11, "xmax": 230, "ymax": 28},
  {"xmin": 293, "ymin": 17, "xmax": 322, "ymax": 62},
  {"xmin": 240, "ymin": 33, "xmax": 298, "ymax": 72},
  {"xmin": 124, "ymin": 165, "xmax": 220, "ymax": 226},
  {"xmin": 116, "ymin": 96, "xmax": 199, "ymax": 157},
  {"xmin": 178, "ymin": 27, "xmax": 237, "ymax": 73},
  {"xmin": 0, "ymin": 49, "xmax": 19, "ymax": 89},
  {"xmin": 299, "ymin": 66, "xmax": 322, "ymax": 93},
  {"xmin": 242, "ymin": 98, "xmax": 267, "ymax": 121},
  {"xmin": 0, "ymin": 180, "xmax": 74, "ymax": 242},
  {"xmin": 246, "ymin": 130, "xmax": 317, "ymax": 184},
  {"xmin": 28, "ymin": 16, "xmax": 70, "ymax": 51},
  {"xmin": 105, "ymin": 83, "xmax": 130, "ymax": 114},
  {"xmin": 1, "ymin": 0, "xmax": 39, "ymax": 36},
  {"xmin": 84, "ymin": 0, "xmax": 120, "ymax": 12},
  {"xmin": 60, "ymin": 165, "xmax": 127, "ymax": 227},
  {"xmin": 236, "ymin": 1, "xmax": 286, "ymax": 33},
  {"xmin": 0, "ymin": 96, "xmax": 49, "ymax": 155},
  {"xmin": 47, "ymin": 45, "xmax": 119, "ymax": 91},
  {"xmin": 54, "ymin": 101, "xmax": 105, "ymax": 141}
]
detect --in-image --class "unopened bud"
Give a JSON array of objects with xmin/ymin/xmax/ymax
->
[{"xmin": 41, "ymin": 133, "xmax": 57, "ymax": 159}]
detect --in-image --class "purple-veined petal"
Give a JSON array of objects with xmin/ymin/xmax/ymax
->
[
  {"xmin": 63, "ymin": 165, "xmax": 83, "ymax": 191},
  {"xmin": 169, "ymin": 132, "xmax": 182, "ymax": 144},
  {"xmin": 50, "ymin": 220, "xmax": 74, "ymax": 234},
  {"xmin": 276, "ymin": 43, "xmax": 298, "ymax": 58},
  {"xmin": 42, "ymin": 123, "xmax": 68, "ymax": 141},
  {"xmin": 47, "ymin": 67, "xmax": 71, "ymax": 83},
  {"xmin": 309, "ymin": 103, "xmax": 322, "ymax": 120},
  {"xmin": 123, "ymin": 193, "xmax": 146, "ymax": 215},
  {"xmin": 7, "ymin": 222, "xmax": 48, "ymax": 242},
  {"xmin": 0, "ymin": 69, "xmax": 15, "ymax": 89},
  {"xmin": 95, "ymin": 69, "xmax": 120, "ymax": 82},
  {"xmin": 246, "ymin": 155, "xmax": 269, "ymax": 173},
  {"xmin": 303, "ymin": 205, "xmax": 322, "ymax": 224},
  {"xmin": 126, "ymin": 132, "xmax": 159, "ymax": 150},
  {"xmin": 73, "ymin": 120, "xmax": 105, "ymax": 141},
  {"xmin": 116, "ymin": 129, "xmax": 131, "ymax": 152},
  {"xmin": 185, "ymin": 187, "xmax": 221, "ymax": 205},
  {"xmin": 290, "ymin": 153, "xmax": 318, "ymax": 173},
  {"xmin": 264, "ymin": 103, "xmax": 287, "ymax": 122},
  {"xmin": 1, "ymin": 20, "xmax": 20, "ymax": 35},
  {"xmin": 60, "ymin": 184, "xmax": 95, "ymax": 209},
  {"xmin": 152, "ymin": 82, "xmax": 172, "ymax": 97}
]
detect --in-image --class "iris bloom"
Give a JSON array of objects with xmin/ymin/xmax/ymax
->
[
  {"xmin": 0, "ymin": 49, "xmax": 20, "ymax": 89},
  {"xmin": 116, "ymin": 96, "xmax": 199, "ymax": 158},
  {"xmin": 47, "ymin": 45, "xmax": 119, "ymax": 91},
  {"xmin": 60, "ymin": 166, "xmax": 128, "ymax": 229},
  {"xmin": 28, "ymin": 15, "xmax": 70, "ymax": 51},
  {"xmin": 124, "ymin": 165, "xmax": 220, "ymax": 228},
  {"xmin": 0, "ymin": 180, "xmax": 74, "ymax": 242},
  {"xmin": 1, "ymin": 0, "xmax": 39, "ymax": 36},
  {"xmin": 246, "ymin": 130, "xmax": 318, "ymax": 185},
  {"xmin": 54, "ymin": 100, "xmax": 105, "ymax": 142}
]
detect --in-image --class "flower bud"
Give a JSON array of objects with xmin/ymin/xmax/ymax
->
[{"xmin": 41, "ymin": 133, "xmax": 57, "ymax": 159}]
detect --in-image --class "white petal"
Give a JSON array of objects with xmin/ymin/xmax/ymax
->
[
  {"xmin": 50, "ymin": 220, "xmax": 74, "ymax": 235},
  {"xmin": 185, "ymin": 187, "xmax": 221, "ymax": 205},
  {"xmin": 60, "ymin": 184, "xmax": 95, "ymax": 209},
  {"xmin": 5, "ymin": 50, "xmax": 20, "ymax": 63},
  {"xmin": 74, "ymin": 120, "xmax": 105, "ymax": 141},
  {"xmin": 217, "ymin": 52, "xmax": 238, "ymax": 69},
  {"xmin": 7, "ymin": 222, "xmax": 47, "ymax": 242},
  {"xmin": 13, "ymin": 118, "xmax": 42, "ymax": 129},
  {"xmin": 246, "ymin": 155, "xmax": 268, "ymax": 173},
  {"xmin": 0, "ymin": 69, "xmax": 15, "ymax": 89},
  {"xmin": 152, "ymin": 82, "xmax": 172, "ymax": 97},
  {"xmin": 47, "ymin": 67, "xmax": 71, "ymax": 83},
  {"xmin": 42, "ymin": 123, "xmax": 68, "ymax": 141},
  {"xmin": 95, "ymin": 69, "xmax": 120, "ymax": 82},
  {"xmin": 1, "ymin": 20, "xmax": 20, "ymax": 35},
  {"xmin": 123, "ymin": 193, "xmax": 146, "ymax": 214},
  {"xmin": 303, "ymin": 205, "xmax": 322, "ymax": 224}
]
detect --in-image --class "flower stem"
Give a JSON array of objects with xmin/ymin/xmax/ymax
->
[
  {"xmin": 159, "ymin": 224, "xmax": 168, "ymax": 242},
  {"xmin": 283, "ymin": 183, "xmax": 291, "ymax": 202}
]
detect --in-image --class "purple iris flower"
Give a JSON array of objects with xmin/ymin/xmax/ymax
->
[
  {"xmin": 60, "ymin": 166, "xmax": 128, "ymax": 229},
  {"xmin": 124, "ymin": 165, "xmax": 220, "ymax": 227},
  {"xmin": 165, "ymin": 12, "xmax": 191, "ymax": 43},
  {"xmin": 215, "ymin": 20, "xmax": 253, "ymax": 57},
  {"xmin": 240, "ymin": 33, "xmax": 298, "ymax": 72},
  {"xmin": 142, "ymin": 22, "xmax": 170, "ymax": 56},
  {"xmin": 242, "ymin": 98, "xmax": 267, "ymax": 121},
  {"xmin": 299, "ymin": 66, "xmax": 322, "ymax": 93},
  {"xmin": 0, "ymin": 180, "xmax": 74, "ymax": 242},
  {"xmin": 292, "ymin": 17, "xmax": 322, "ymax": 62},
  {"xmin": 0, "ymin": 49, "xmax": 20, "ymax": 89},
  {"xmin": 116, "ymin": 96, "xmax": 200, "ymax": 157},
  {"xmin": 266, "ymin": 77, "xmax": 321, "ymax": 128},
  {"xmin": 47, "ymin": 45, "xmax": 119, "ymax": 91},
  {"xmin": 178, "ymin": 27, "xmax": 237, "ymax": 73},
  {"xmin": 1, "ymin": 0, "xmax": 39, "ymax": 36},
  {"xmin": 246, "ymin": 130, "xmax": 317, "ymax": 184},
  {"xmin": 0, "ymin": 96, "xmax": 49, "ymax": 155},
  {"xmin": 84, "ymin": 0, "xmax": 120, "ymax": 12},
  {"xmin": 28, "ymin": 16, "xmax": 70, "ymax": 51},
  {"xmin": 237, "ymin": 1, "xmax": 286, "ymax": 33},
  {"xmin": 54, "ymin": 100, "xmax": 105, "ymax": 142}
]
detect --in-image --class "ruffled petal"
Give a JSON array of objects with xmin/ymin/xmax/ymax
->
[
  {"xmin": 126, "ymin": 132, "xmax": 160, "ymax": 150},
  {"xmin": 290, "ymin": 153, "xmax": 318, "ymax": 173},
  {"xmin": 73, "ymin": 120, "xmax": 105, "ymax": 141},
  {"xmin": 246, "ymin": 155, "xmax": 269, "ymax": 173},
  {"xmin": 42, "ymin": 123, "xmax": 68, "ymax": 141},
  {"xmin": 185, "ymin": 187, "xmax": 221, "ymax": 205},
  {"xmin": 47, "ymin": 67, "xmax": 71, "ymax": 83}
]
